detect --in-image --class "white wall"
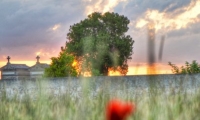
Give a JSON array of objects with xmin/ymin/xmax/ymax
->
[
  {"xmin": 30, "ymin": 71, "xmax": 44, "ymax": 75},
  {"xmin": 2, "ymin": 71, "xmax": 15, "ymax": 75}
]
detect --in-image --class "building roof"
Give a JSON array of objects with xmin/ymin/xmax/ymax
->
[
  {"xmin": 29, "ymin": 63, "xmax": 49, "ymax": 71},
  {"xmin": 0, "ymin": 64, "xmax": 29, "ymax": 70},
  {"xmin": 0, "ymin": 56, "xmax": 49, "ymax": 71}
]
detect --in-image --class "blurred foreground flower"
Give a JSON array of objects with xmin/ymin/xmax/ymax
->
[{"xmin": 106, "ymin": 99, "xmax": 136, "ymax": 120}]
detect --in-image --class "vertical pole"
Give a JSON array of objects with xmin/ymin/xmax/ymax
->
[{"xmin": 147, "ymin": 22, "xmax": 156, "ymax": 74}]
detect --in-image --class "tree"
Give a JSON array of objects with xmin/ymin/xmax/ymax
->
[
  {"xmin": 65, "ymin": 12, "xmax": 134, "ymax": 76},
  {"xmin": 168, "ymin": 60, "xmax": 200, "ymax": 74},
  {"xmin": 44, "ymin": 50, "xmax": 77, "ymax": 77}
]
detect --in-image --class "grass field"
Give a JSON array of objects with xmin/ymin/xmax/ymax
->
[{"xmin": 0, "ymin": 79, "xmax": 200, "ymax": 120}]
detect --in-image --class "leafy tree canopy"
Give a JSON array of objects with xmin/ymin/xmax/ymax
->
[
  {"xmin": 168, "ymin": 60, "xmax": 200, "ymax": 74},
  {"xmin": 65, "ymin": 12, "xmax": 134, "ymax": 76},
  {"xmin": 44, "ymin": 50, "xmax": 78, "ymax": 77}
]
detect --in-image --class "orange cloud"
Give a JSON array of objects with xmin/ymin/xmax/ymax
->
[{"xmin": 84, "ymin": 0, "xmax": 127, "ymax": 15}]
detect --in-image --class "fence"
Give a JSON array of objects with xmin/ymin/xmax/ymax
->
[{"xmin": 0, "ymin": 74, "xmax": 200, "ymax": 99}]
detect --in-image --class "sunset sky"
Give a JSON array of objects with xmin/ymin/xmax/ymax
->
[{"xmin": 0, "ymin": 0, "xmax": 200, "ymax": 75}]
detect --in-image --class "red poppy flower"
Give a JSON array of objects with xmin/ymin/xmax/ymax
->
[{"xmin": 106, "ymin": 99, "xmax": 136, "ymax": 120}]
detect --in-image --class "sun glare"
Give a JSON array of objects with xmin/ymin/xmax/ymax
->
[
  {"xmin": 72, "ymin": 61, "xmax": 77, "ymax": 67},
  {"xmin": 127, "ymin": 64, "xmax": 172, "ymax": 75},
  {"xmin": 108, "ymin": 70, "xmax": 121, "ymax": 76}
]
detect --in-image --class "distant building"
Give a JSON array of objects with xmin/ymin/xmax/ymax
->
[
  {"xmin": 29, "ymin": 56, "xmax": 49, "ymax": 80},
  {"xmin": 0, "ymin": 56, "xmax": 30, "ymax": 80},
  {"xmin": 0, "ymin": 56, "xmax": 49, "ymax": 80}
]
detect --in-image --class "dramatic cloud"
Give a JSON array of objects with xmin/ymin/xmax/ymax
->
[
  {"xmin": 125, "ymin": 0, "xmax": 200, "ymax": 69},
  {"xmin": 0, "ymin": 0, "xmax": 200, "ymax": 74},
  {"xmin": 0, "ymin": 0, "xmax": 86, "ymax": 61},
  {"xmin": 135, "ymin": 0, "xmax": 200, "ymax": 31}
]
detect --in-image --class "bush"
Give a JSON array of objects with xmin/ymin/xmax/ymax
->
[{"xmin": 168, "ymin": 60, "xmax": 200, "ymax": 74}]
